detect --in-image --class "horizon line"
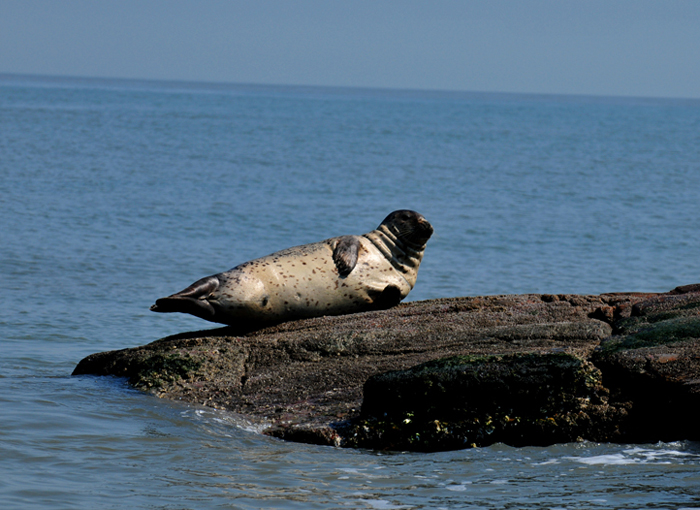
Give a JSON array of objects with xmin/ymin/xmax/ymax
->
[{"xmin": 2, "ymin": 71, "xmax": 699, "ymax": 105}]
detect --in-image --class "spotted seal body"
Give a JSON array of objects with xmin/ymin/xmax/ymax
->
[{"xmin": 150, "ymin": 210, "xmax": 433, "ymax": 326}]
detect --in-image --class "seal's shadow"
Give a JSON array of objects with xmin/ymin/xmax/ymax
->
[{"xmin": 158, "ymin": 322, "xmax": 275, "ymax": 341}]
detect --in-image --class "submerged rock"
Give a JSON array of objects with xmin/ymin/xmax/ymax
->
[{"xmin": 72, "ymin": 286, "xmax": 700, "ymax": 451}]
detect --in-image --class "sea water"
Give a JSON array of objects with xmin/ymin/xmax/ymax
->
[{"xmin": 1, "ymin": 74, "xmax": 699, "ymax": 509}]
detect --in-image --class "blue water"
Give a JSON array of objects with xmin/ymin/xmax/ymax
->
[{"xmin": 1, "ymin": 74, "xmax": 700, "ymax": 509}]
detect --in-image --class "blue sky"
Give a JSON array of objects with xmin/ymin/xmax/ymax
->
[{"xmin": 2, "ymin": 0, "xmax": 699, "ymax": 98}]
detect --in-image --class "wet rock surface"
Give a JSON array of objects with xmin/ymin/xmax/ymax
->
[{"xmin": 73, "ymin": 286, "xmax": 700, "ymax": 451}]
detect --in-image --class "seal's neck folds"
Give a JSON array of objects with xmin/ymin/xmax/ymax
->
[{"xmin": 364, "ymin": 225, "xmax": 426, "ymax": 288}]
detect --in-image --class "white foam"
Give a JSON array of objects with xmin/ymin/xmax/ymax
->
[
  {"xmin": 574, "ymin": 453, "xmax": 633, "ymax": 465},
  {"xmin": 362, "ymin": 499, "xmax": 412, "ymax": 509},
  {"xmin": 567, "ymin": 446, "xmax": 696, "ymax": 466}
]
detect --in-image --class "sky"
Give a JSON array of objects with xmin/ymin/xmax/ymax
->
[{"xmin": 1, "ymin": 0, "xmax": 699, "ymax": 99}]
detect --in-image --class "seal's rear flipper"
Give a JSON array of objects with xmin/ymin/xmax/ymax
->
[{"xmin": 150, "ymin": 276, "xmax": 219, "ymax": 319}]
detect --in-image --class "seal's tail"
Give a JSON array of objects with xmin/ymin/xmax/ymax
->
[{"xmin": 150, "ymin": 275, "xmax": 219, "ymax": 319}]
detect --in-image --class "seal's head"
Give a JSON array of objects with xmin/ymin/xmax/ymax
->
[{"xmin": 379, "ymin": 210, "xmax": 433, "ymax": 248}]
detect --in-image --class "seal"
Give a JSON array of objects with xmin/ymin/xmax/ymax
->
[{"xmin": 150, "ymin": 210, "xmax": 433, "ymax": 326}]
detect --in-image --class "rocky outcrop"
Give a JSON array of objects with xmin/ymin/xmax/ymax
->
[
  {"xmin": 72, "ymin": 286, "xmax": 700, "ymax": 451},
  {"xmin": 591, "ymin": 284, "xmax": 700, "ymax": 444}
]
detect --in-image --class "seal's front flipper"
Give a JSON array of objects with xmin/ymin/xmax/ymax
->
[
  {"xmin": 369, "ymin": 285, "xmax": 403, "ymax": 310},
  {"xmin": 332, "ymin": 236, "xmax": 360, "ymax": 276},
  {"xmin": 150, "ymin": 275, "xmax": 219, "ymax": 319}
]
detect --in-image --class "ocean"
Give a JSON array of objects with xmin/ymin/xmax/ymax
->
[{"xmin": 1, "ymin": 73, "xmax": 699, "ymax": 509}]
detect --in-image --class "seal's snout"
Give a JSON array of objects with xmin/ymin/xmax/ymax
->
[
  {"xmin": 415, "ymin": 217, "xmax": 434, "ymax": 244},
  {"xmin": 418, "ymin": 216, "xmax": 433, "ymax": 235}
]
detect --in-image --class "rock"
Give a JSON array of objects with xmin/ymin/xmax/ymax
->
[
  {"xmin": 349, "ymin": 352, "xmax": 622, "ymax": 451},
  {"xmin": 592, "ymin": 290, "xmax": 700, "ymax": 443},
  {"xmin": 72, "ymin": 287, "xmax": 700, "ymax": 451}
]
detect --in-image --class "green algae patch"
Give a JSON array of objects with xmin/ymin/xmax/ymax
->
[
  {"xmin": 601, "ymin": 316, "xmax": 700, "ymax": 354},
  {"xmin": 128, "ymin": 353, "xmax": 203, "ymax": 390},
  {"xmin": 614, "ymin": 293, "xmax": 700, "ymax": 337},
  {"xmin": 348, "ymin": 352, "xmax": 613, "ymax": 451},
  {"xmin": 362, "ymin": 352, "xmax": 602, "ymax": 416}
]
